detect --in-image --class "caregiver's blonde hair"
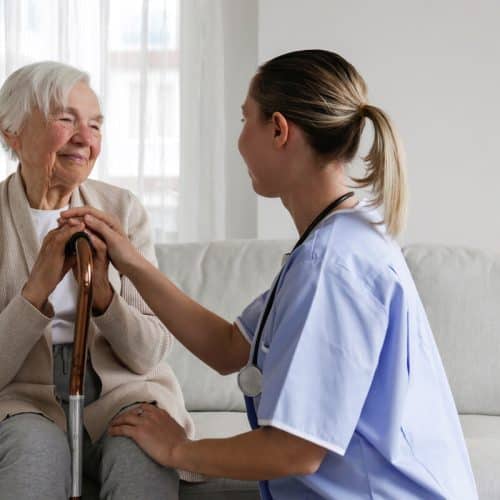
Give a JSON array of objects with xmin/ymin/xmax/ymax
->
[{"xmin": 251, "ymin": 49, "xmax": 407, "ymax": 237}]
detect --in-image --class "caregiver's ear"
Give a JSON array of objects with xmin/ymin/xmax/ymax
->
[{"xmin": 271, "ymin": 111, "xmax": 289, "ymax": 148}]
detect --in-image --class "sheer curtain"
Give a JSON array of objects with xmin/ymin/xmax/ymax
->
[
  {"xmin": 0, "ymin": 0, "xmax": 226, "ymax": 242},
  {"xmin": 179, "ymin": 0, "xmax": 226, "ymax": 241}
]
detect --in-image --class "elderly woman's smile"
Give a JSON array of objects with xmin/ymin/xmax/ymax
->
[
  {"xmin": 5, "ymin": 80, "xmax": 102, "ymax": 209},
  {"xmin": 57, "ymin": 151, "xmax": 89, "ymax": 164}
]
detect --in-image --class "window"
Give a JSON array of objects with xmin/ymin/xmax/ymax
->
[{"xmin": 0, "ymin": 0, "xmax": 180, "ymax": 242}]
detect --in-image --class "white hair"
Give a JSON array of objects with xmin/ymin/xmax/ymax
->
[{"xmin": 0, "ymin": 61, "xmax": 90, "ymax": 159}]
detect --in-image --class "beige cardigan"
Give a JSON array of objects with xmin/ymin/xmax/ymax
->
[{"xmin": 0, "ymin": 170, "xmax": 195, "ymax": 453}]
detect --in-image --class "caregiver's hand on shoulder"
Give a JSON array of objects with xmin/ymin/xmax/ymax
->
[
  {"xmin": 108, "ymin": 404, "xmax": 188, "ymax": 468},
  {"xmin": 22, "ymin": 222, "xmax": 85, "ymax": 312},
  {"xmin": 60, "ymin": 207, "xmax": 140, "ymax": 275}
]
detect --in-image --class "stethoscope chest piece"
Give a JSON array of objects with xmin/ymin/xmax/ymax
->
[{"xmin": 238, "ymin": 364, "xmax": 263, "ymax": 397}]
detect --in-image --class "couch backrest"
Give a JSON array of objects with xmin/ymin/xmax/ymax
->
[
  {"xmin": 155, "ymin": 240, "xmax": 292, "ymax": 412},
  {"xmin": 403, "ymin": 244, "xmax": 500, "ymax": 415},
  {"xmin": 156, "ymin": 241, "xmax": 500, "ymax": 415}
]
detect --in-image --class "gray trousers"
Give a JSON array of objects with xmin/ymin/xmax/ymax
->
[{"xmin": 0, "ymin": 344, "xmax": 179, "ymax": 500}]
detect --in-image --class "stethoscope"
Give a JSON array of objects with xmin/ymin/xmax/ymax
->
[{"xmin": 237, "ymin": 191, "xmax": 355, "ymax": 398}]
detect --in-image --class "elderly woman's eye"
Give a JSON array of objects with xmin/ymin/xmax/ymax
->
[{"xmin": 59, "ymin": 116, "xmax": 74, "ymax": 123}]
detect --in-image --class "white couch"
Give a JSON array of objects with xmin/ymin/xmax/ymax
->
[{"xmin": 84, "ymin": 240, "xmax": 500, "ymax": 499}]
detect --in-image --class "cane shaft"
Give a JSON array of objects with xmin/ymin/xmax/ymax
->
[
  {"xmin": 68, "ymin": 236, "xmax": 93, "ymax": 500},
  {"xmin": 69, "ymin": 395, "xmax": 84, "ymax": 498},
  {"xmin": 70, "ymin": 237, "xmax": 93, "ymax": 394}
]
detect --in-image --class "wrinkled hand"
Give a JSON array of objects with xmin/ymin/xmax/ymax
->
[
  {"xmin": 22, "ymin": 222, "xmax": 85, "ymax": 311},
  {"xmin": 109, "ymin": 404, "xmax": 189, "ymax": 468},
  {"xmin": 58, "ymin": 215, "xmax": 114, "ymax": 315},
  {"xmin": 60, "ymin": 207, "xmax": 140, "ymax": 276},
  {"xmin": 86, "ymin": 228, "xmax": 114, "ymax": 314}
]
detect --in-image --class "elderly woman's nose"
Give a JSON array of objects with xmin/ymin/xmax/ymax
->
[{"xmin": 71, "ymin": 123, "xmax": 94, "ymax": 145}]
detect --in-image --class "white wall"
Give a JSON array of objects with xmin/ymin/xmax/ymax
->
[
  {"xmin": 223, "ymin": 0, "xmax": 258, "ymax": 239},
  {"xmin": 256, "ymin": 0, "xmax": 500, "ymax": 252}
]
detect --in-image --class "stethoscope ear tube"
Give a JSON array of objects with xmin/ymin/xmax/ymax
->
[{"xmin": 65, "ymin": 233, "xmax": 93, "ymax": 500}]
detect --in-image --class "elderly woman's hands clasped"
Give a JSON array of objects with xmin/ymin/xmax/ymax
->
[
  {"xmin": 22, "ymin": 222, "xmax": 85, "ymax": 312},
  {"xmin": 59, "ymin": 206, "xmax": 142, "ymax": 278},
  {"xmin": 23, "ymin": 218, "xmax": 115, "ymax": 315},
  {"xmin": 22, "ymin": 205, "xmax": 128, "ymax": 316},
  {"xmin": 57, "ymin": 211, "xmax": 116, "ymax": 314}
]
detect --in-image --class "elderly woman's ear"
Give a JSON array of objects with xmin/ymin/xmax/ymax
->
[{"xmin": 1, "ymin": 129, "xmax": 19, "ymax": 152}]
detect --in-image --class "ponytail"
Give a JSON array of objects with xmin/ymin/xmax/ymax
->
[
  {"xmin": 354, "ymin": 105, "xmax": 408, "ymax": 237},
  {"xmin": 251, "ymin": 50, "xmax": 408, "ymax": 236}
]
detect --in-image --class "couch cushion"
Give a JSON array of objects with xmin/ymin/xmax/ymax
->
[
  {"xmin": 460, "ymin": 414, "xmax": 500, "ymax": 500},
  {"xmin": 179, "ymin": 478, "xmax": 259, "ymax": 500},
  {"xmin": 403, "ymin": 245, "xmax": 500, "ymax": 415},
  {"xmin": 190, "ymin": 410, "xmax": 251, "ymax": 439},
  {"xmin": 155, "ymin": 240, "xmax": 292, "ymax": 412},
  {"xmin": 180, "ymin": 411, "xmax": 258, "ymax": 499}
]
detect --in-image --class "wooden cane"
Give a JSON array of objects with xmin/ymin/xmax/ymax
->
[{"xmin": 65, "ymin": 232, "xmax": 94, "ymax": 500}]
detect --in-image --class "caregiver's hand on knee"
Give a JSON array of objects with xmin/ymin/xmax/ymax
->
[
  {"xmin": 22, "ymin": 222, "xmax": 85, "ymax": 312},
  {"xmin": 109, "ymin": 404, "xmax": 188, "ymax": 469},
  {"xmin": 60, "ymin": 206, "xmax": 141, "ymax": 275},
  {"xmin": 108, "ymin": 404, "xmax": 327, "ymax": 479}
]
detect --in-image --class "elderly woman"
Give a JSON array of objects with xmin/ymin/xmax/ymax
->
[{"xmin": 0, "ymin": 61, "xmax": 193, "ymax": 500}]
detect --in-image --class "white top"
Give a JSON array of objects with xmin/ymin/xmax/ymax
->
[{"xmin": 29, "ymin": 206, "xmax": 78, "ymax": 344}]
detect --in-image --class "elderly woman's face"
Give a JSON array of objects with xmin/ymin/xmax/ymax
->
[{"xmin": 14, "ymin": 81, "xmax": 102, "ymax": 188}]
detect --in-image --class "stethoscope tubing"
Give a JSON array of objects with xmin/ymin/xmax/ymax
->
[{"xmin": 238, "ymin": 191, "xmax": 355, "ymax": 398}]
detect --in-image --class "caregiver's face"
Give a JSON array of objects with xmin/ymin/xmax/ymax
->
[{"xmin": 15, "ymin": 81, "xmax": 103, "ymax": 189}]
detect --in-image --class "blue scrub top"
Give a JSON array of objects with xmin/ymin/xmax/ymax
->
[{"xmin": 236, "ymin": 202, "xmax": 477, "ymax": 500}]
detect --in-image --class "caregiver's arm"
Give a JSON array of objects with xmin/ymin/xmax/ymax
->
[
  {"xmin": 120, "ymin": 253, "xmax": 250, "ymax": 375},
  {"xmin": 83, "ymin": 193, "xmax": 178, "ymax": 374},
  {"xmin": 110, "ymin": 404, "xmax": 328, "ymax": 480},
  {"xmin": 172, "ymin": 428, "xmax": 327, "ymax": 479},
  {"xmin": 60, "ymin": 206, "xmax": 250, "ymax": 375}
]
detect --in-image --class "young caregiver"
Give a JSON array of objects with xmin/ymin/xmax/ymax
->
[{"xmin": 61, "ymin": 50, "xmax": 477, "ymax": 499}]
